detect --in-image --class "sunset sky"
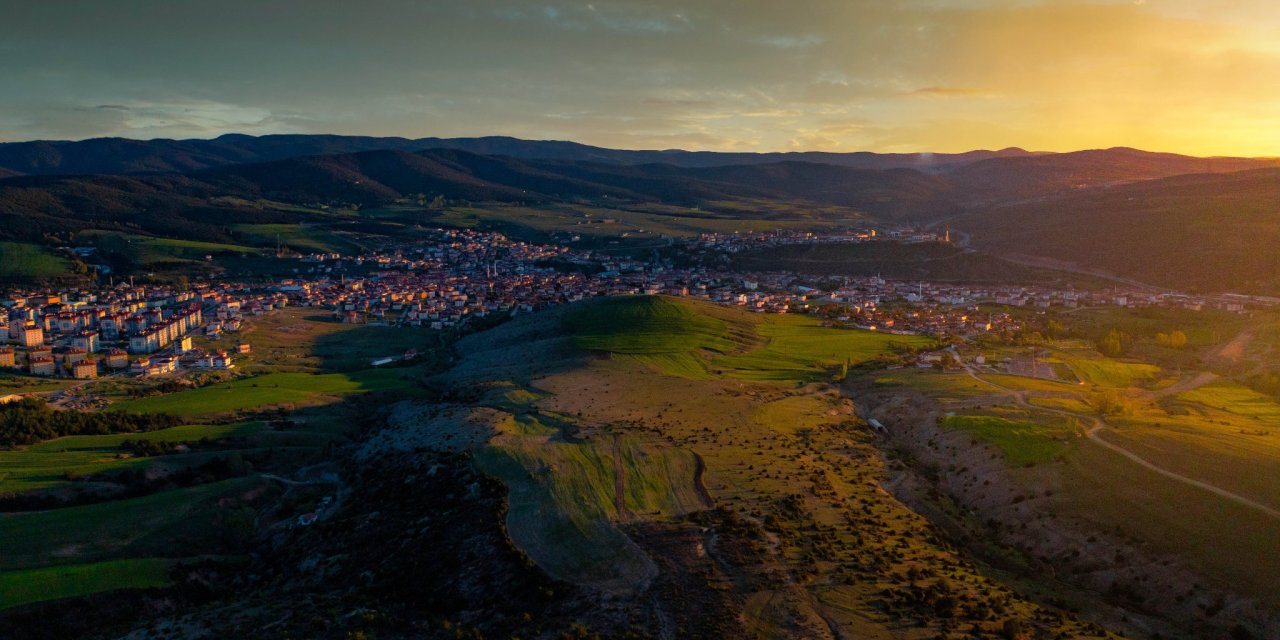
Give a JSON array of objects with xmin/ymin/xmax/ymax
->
[{"xmin": 2, "ymin": 0, "xmax": 1278, "ymax": 155}]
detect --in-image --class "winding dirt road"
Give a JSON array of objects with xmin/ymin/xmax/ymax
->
[{"xmin": 947, "ymin": 347, "xmax": 1280, "ymax": 521}]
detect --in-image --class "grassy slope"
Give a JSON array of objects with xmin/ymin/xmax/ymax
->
[
  {"xmin": 114, "ymin": 370, "xmax": 410, "ymax": 417},
  {"xmin": 941, "ymin": 414, "xmax": 1076, "ymax": 465},
  {"xmin": 0, "ymin": 477, "xmax": 260, "ymax": 571},
  {"xmin": 567, "ymin": 296, "xmax": 932, "ymax": 382},
  {"xmin": 0, "ymin": 559, "xmax": 170, "ymax": 611},
  {"xmin": 0, "ymin": 241, "xmax": 75, "ymax": 281},
  {"xmin": 1062, "ymin": 355, "xmax": 1159, "ymax": 388},
  {"xmin": 0, "ymin": 423, "xmax": 265, "ymax": 493},
  {"xmin": 714, "ymin": 316, "xmax": 932, "ymax": 381}
]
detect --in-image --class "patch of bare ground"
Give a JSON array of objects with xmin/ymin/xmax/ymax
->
[{"xmin": 853, "ymin": 379, "xmax": 1276, "ymax": 639}]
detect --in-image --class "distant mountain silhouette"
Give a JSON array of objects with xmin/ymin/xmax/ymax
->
[
  {"xmin": 959, "ymin": 167, "xmax": 1280, "ymax": 292},
  {"xmin": 0, "ymin": 133, "xmax": 1043, "ymax": 176},
  {"xmin": 3, "ymin": 137, "xmax": 1280, "ymax": 293}
]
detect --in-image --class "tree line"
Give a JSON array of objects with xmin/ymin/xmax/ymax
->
[{"xmin": 0, "ymin": 397, "xmax": 180, "ymax": 447}]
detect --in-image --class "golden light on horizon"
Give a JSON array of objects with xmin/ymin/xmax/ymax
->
[{"xmin": 1, "ymin": 0, "xmax": 1278, "ymax": 156}]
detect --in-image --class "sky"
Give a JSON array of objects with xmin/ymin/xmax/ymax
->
[{"xmin": 2, "ymin": 0, "xmax": 1279, "ymax": 155}]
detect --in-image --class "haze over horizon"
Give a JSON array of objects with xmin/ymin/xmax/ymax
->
[{"xmin": 3, "ymin": 0, "xmax": 1279, "ymax": 157}]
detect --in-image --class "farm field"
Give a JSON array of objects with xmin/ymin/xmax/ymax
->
[
  {"xmin": 0, "ymin": 241, "xmax": 76, "ymax": 282},
  {"xmin": 473, "ymin": 431, "xmax": 706, "ymax": 591},
  {"xmin": 1177, "ymin": 380, "xmax": 1280, "ymax": 419},
  {"xmin": 1058, "ymin": 442, "xmax": 1280, "ymax": 604},
  {"xmin": 114, "ymin": 370, "xmax": 414, "ymax": 417},
  {"xmin": 0, "ymin": 422, "xmax": 266, "ymax": 494},
  {"xmin": 420, "ymin": 202, "xmax": 858, "ymax": 247},
  {"xmin": 0, "ymin": 558, "xmax": 170, "ymax": 611},
  {"xmin": 230, "ymin": 223, "xmax": 363, "ymax": 254},
  {"xmin": 940, "ymin": 413, "xmax": 1078, "ymax": 465},
  {"xmin": 713, "ymin": 317, "xmax": 933, "ymax": 381},
  {"xmin": 882, "ymin": 322, "xmax": 1280, "ymax": 613},
  {"xmin": 0, "ymin": 477, "xmax": 264, "ymax": 571},
  {"xmin": 79, "ymin": 230, "xmax": 258, "ymax": 268},
  {"xmin": 1061, "ymin": 355, "xmax": 1160, "ymax": 387}
]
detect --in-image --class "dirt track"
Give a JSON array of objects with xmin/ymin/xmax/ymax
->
[{"xmin": 949, "ymin": 347, "xmax": 1280, "ymax": 521}]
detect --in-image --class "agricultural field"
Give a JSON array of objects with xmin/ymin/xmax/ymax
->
[
  {"xmin": 1060, "ymin": 353, "xmax": 1160, "ymax": 387},
  {"xmin": 1176, "ymin": 379, "xmax": 1280, "ymax": 419},
  {"xmin": 113, "ymin": 370, "xmax": 413, "ymax": 417},
  {"xmin": 877, "ymin": 317, "xmax": 1280, "ymax": 619},
  {"xmin": 0, "ymin": 241, "xmax": 78, "ymax": 282},
  {"xmin": 0, "ymin": 559, "xmax": 170, "ymax": 611},
  {"xmin": 713, "ymin": 316, "xmax": 932, "ymax": 381},
  {"xmin": 79, "ymin": 230, "xmax": 259, "ymax": 269},
  {"xmin": 474, "ymin": 430, "xmax": 706, "ymax": 591},
  {"xmin": 230, "ymin": 223, "xmax": 364, "ymax": 255},
  {"xmin": 0, "ymin": 477, "xmax": 265, "ymax": 571},
  {"xmin": 941, "ymin": 413, "xmax": 1079, "ymax": 466},
  {"xmin": 0, "ymin": 422, "xmax": 265, "ymax": 494}
]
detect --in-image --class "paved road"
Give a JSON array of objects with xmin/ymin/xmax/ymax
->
[{"xmin": 947, "ymin": 347, "xmax": 1280, "ymax": 521}]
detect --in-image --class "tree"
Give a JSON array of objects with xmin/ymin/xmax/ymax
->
[
  {"xmin": 1169, "ymin": 330, "xmax": 1188, "ymax": 350},
  {"xmin": 1098, "ymin": 328, "xmax": 1125, "ymax": 357}
]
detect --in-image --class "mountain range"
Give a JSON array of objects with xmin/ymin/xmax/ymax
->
[{"xmin": 2, "ymin": 133, "xmax": 1279, "ymax": 293}]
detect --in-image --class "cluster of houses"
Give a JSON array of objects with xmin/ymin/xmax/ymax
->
[
  {"xmin": 691, "ymin": 225, "xmax": 947, "ymax": 253},
  {"xmin": 0, "ymin": 284, "xmax": 259, "ymax": 379},
  {"xmin": 5, "ymin": 226, "xmax": 1271, "ymax": 385}
]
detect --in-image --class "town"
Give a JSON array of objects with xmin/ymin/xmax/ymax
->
[{"xmin": 2, "ymin": 227, "xmax": 1264, "ymax": 383}]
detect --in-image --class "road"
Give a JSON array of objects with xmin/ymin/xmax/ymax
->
[{"xmin": 947, "ymin": 347, "xmax": 1280, "ymax": 521}]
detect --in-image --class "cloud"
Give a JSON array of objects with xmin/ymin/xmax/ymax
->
[
  {"xmin": 1, "ymin": 0, "xmax": 1279, "ymax": 154},
  {"xmin": 908, "ymin": 86, "xmax": 980, "ymax": 97}
]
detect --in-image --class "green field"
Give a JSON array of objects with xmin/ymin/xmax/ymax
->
[
  {"xmin": 422, "ymin": 203, "xmax": 856, "ymax": 248},
  {"xmin": 0, "ymin": 478, "xmax": 261, "ymax": 570},
  {"xmin": 1062, "ymin": 355, "xmax": 1160, "ymax": 388},
  {"xmin": 1177, "ymin": 380, "xmax": 1280, "ymax": 419},
  {"xmin": 941, "ymin": 414, "xmax": 1077, "ymax": 465},
  {"xmin": 714, "ymin": 317, "xmax": 932, "ymax": 381},
  {"xmin": 0, "ymin": 241, "xmax": 76, "ymax": 282},
  {"xmin": 115, "ymin": 371, "xmax": 412, "ymax": 417},
  {"xmin": 567, "ymin": 296, "xmax": 735, "ymax": 355},
  {"xmin": 0, "ymin": 423, "xmax": 265, "ymax": 493},
  {"xmin": 873, "ymin": 368, "xmax": 1000, "ymax": 401},
  {"xmin": 0, "ymin": 558, "xmax": 170, "ymax": 610},
  {"xmin": 231, "ymin": 223, "xmax": 362, "ymax": 254},
  {"xmin": 80, "ymin": 230, "xmax": 258, "ymax": 267},
  {"xmin": 566, "ymin": 296, "xmax": 931, "ymax": 382}
]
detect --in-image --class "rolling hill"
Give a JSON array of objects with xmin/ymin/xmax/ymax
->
[
  {"xmin": 0, "ymin": 133, "xmax": 1043, "ymax": 177},
  {"xmin": 959, "ymin": 167, "xmax": 1280, "ymax": 293},
  {"xmin": 3, "ymin": 135, "xmax": 1280, "ymax": 293},
  {"xmin": 947, "ymin": 147, "xmax": 1280, "ymax": 204}
]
